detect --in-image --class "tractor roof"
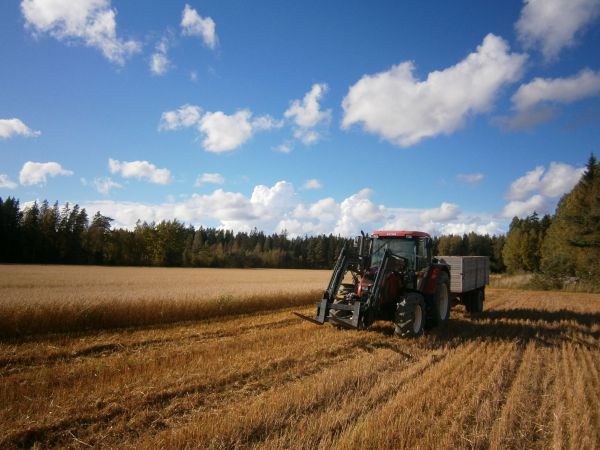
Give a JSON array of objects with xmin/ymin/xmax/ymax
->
[{"xmin": 372, "ymin": 230, "xmax": 431, "ymax": 239}]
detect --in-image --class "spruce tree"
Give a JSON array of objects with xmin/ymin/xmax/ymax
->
[{"xmin": 541, "ymin": 154, "xmax": 600, "ymax": 284}]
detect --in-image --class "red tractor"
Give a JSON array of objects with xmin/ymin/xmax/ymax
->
[{"xmin": 296, "ymin": 230, "xmax": 485, "ymax": 337}]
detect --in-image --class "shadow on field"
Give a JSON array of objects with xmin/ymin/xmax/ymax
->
[
  {"xmin": 364, "ymin": 307, "xmax": 600, "ymax": 350},
  {"xmin": 423, "ymin": 308, "xmax": 600, "ymax": 349},
  {"xmin": 477, "ymin": 308, "xmax": 600, "ymax": 328}
]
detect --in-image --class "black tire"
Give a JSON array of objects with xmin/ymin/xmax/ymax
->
[
  {"xmin": 428, "ymin": 272, "xmax": 451, "ymax": 327},
  {"xmin": 471, "ymin": 288, "xmax": 484, "ymax": 314},
  {"xmin": 394, "ymin": 293, "xmax": 426, "ymax": 337},
  {"xmin": 464, "ymin": 291, "xmax": 474, "ymax": 313}
]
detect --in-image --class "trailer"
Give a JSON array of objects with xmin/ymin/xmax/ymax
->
[{"xmin": 435, "ymin": 255, "xmax": 489, "ymax": 313}]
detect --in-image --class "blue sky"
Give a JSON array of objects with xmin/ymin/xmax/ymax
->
[{"xmin": 1, "ymin": 0, "xmax": 599, "ymax": 236}]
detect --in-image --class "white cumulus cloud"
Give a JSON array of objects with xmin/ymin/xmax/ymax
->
[
  {"xmin": 108, "ymin": 158, "xmax": 172, "ymax": 185},
  {"xmin": 81, "ymin": 180, "xmax": 505, "ymax": 237},
  {"xmin": 506, "ymin": 162, "xmax": 584, "ymax": 200},
  {"xmin": 516, "ymin": 0, "xmax": 600, "ymax": 61},
  {"xmin": 502, "ymin": 194, "xmax": 549, "ymax": 218},
  {"xmin": 181, "ymin": 4, "xmax": 217, "ymax": 49},
  {"xmin": 303, "ymin": 179, "xmax": 322, "ymax": 190},
  {"xmin": 159, "ymin": 104, "xmax": 203, "ymax": 131},
  {"xmin": 195, "ymin": 172, "xmax": 224, "ymax": 186},
  {"xmin": 502, "ymin": 162, "xmax": 585, "ymax": 217},
  {"xmin": 150, "ymin": 36, "xmax": 171, "ymax": 76},
  {"xmin": 420, "ymin": 202, "xmax": 460, "ymax": 222},
  {"xmin": 93, "ymin": 177, "xmax": 122, "ymax": 194},
  {"xmin": 512, "ymin": 69, "xmax": 600, "ymax": 111},
  {"xmin": 199, "ymin": 110, "xmax": 254, "ymax": 153},
  {"xmin": 19, "ymin": 161, "xmax": 73, "ymax": 186},
  {"xmin": 334, "ymin": 189, "xmax": 385, "ymax": 236},
  {"xmin": 341, "ymin": 34, "xmax": 526, "ymax": 147},
  {"xmin": 0, "ymin": 118, "xmax": 40, "ymax": 139},
  {"xmin": 160, "ymin": 104, "xmax": 279, "ymax": 153},
  {"xmin": 21, "ymin": 0, "xmax": 140, "ymax": 65},
  {"xmin": 284, "ymin": 83, "xmax": 331, "ymax": 144},
  {"xmin": 0, "ymin": 174, "xmax": 18, "ymax": 189}
]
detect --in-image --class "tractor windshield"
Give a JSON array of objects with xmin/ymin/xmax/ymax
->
[{"xmin": 370, "ymin": 238, "xmax": 416, "ymax": 269}]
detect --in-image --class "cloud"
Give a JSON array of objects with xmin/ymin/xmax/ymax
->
[
  {"xmin": 19, "ymin": 161, "xmax": 73, "ymax": 186},
  {"xmin": 159, "ymin": 104, "xmax": 280, "ymax": 153},
  {"xmin": 502, "ymin": 194, "xmax": 549, "ymax": 218},
  {"xmin": 93, "ymin": 177, "xmax": 122, "ymax": 194},
  {"xmin": 0, "ymin": 118, "xmax": 40, "ymax": 139},
  {"xmin": 457, "ymin": 173, "xmax": 484, "ymax": 184},
  {"xmin": 195, "ymin": 172, "xmax": 224, "ymax": 186},
  {"xmin": 198, "ymin": 110, "xmax": 254, "ymax": 153},
  {"xmin": 274, "ymin": 141, "xmax": 293, "ymax": 154},
  {"xmin": 502, "ymin": 162, "xmax": 585, "ymax": 217},
  {"xmin": 515, "ymin": 0, "xmax": 600, "ymax": 61},
  {"xmin": 181, "ymin": 4, "xmax": 217, "ymax": 49},
  {"xmin": 341, "ymin": 34, "xmax": 526, "ymax": 147},
  {"xmin": 506, "ymin": 162, "xmax": 584, "ymax": 200},
  {"xmin": 333, "ymin": 189, "xmax": 385, "ymax": 236},
  {"xmin": 21, "ymin": 0, "xmax": 140, "ymax": 65},
  {"xmin": 420, "ymin": 202, "xmax": 460, "ymax": 222},
  {"xmin": 512, "ymin": 69, "xmax": 600, "ymax": 111},
  {"xmin": 0, "ymin": 174, "xmax": 18, "ymax": 189},
  {"xmin": 159, "ymin": 104, "xmax": 203, "ymax": 131},
  {"xmin": 496, "ymin": 69, "xmax": 600, "ymax": 130},
  {"xmin": 108, "ymin": 158, "xmax": 172, "ymax": 185},
  {"xmin": 438, "ymin": 221, "xmax": 504, "ymax": 236},
  {"xmin": 284, "ymin": 83, "xmax": 332, "ymax": 144},
  {"xmin": 81, "ymin": 179, "xmax": 505, "ymax": 237},
  {"xmin": 150, "ymin": 36, "xmax": 171, "ymax": 76},
  {"xmin": 303, "ymin": 179, "xmax": 322, "ymax": 190}
]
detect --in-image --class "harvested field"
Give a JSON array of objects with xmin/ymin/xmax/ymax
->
[{"xmin": 1, "ymin": 266, "xmax": 599, "ymax": 449}]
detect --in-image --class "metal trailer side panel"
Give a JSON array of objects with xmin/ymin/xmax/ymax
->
[{"xmin": 435, "ymin": 256, "xmax": 489, "ymax": 293}]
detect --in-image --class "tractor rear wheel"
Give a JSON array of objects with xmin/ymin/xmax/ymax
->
[
  {"xmin": 394, "ymin": 293, "xmax": 426, "ymax": 337},
  {"xmin": 428, "ymin": 272, "xmax": 451, "ymax": 327}
]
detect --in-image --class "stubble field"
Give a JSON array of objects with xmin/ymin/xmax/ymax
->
[{"xmin": 1, "ymin": 265, "xmax": 599, "ymax": 449}]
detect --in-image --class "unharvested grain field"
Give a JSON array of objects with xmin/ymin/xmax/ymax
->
[{"xmin": 1, "ymin": 266, "xmax": 599, "ymax": 449}]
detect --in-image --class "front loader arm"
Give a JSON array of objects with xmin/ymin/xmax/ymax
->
[
  {"xmin": 365, "ymin": 249, "xmax": 391, "ymax": 311},
  {"xmin": 294, "ymin": 245, "xmax": 354, "ymax": 325}
]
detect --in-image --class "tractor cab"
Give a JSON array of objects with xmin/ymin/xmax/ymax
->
[{"xmin": 370, "ymin": 230, "xmax": 432, "ymax": 272}]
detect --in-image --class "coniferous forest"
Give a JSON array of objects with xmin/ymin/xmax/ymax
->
[{"xmin": 1, "ymin": 155, "xmax": 597, "ymax": 287}]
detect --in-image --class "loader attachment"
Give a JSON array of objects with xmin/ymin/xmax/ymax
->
[
  {"xmin": 294, "ymin": 246, "xmax": 398, "ymax": 330},
  {"xmin": 294, "ymin": 246, "xmax": 352, "ymax": 326},
  {"xmin": 293, "ymin": 298, "xmax": 329, "ymax": 325}
]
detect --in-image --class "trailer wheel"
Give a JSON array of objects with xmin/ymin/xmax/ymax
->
[
  {"xmin": 470, "ymin": 289, "xmax": 484, "ymax": 314},
  {"xmin": 464, "ymin": 291, "xmax": 474, "ymax": 313},
  {"xmin": 394, "ymin": 293, "xmax": 426, "ymax": 337},
  {"xmin": 428, "ymin": 272, "xmax": 451, "ymax": 327}
]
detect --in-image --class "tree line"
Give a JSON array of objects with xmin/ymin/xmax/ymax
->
[
  {"xmin": 501, "ymin": 155, "xmax": 599, "ymax": 288},
  {"xmin": 0, "ymin": 199, "xmax": 350, "ymax": 269},
  {"xmin": 1, "ymin": 196, "xmax": 507, "ymax": 270}
]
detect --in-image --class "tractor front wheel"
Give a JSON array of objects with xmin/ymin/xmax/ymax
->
[{"xmin": 394, "ymin": 293, "xmax": 426, "ymax": 337}]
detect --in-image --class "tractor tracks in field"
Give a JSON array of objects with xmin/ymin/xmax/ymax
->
[
  {"xmin": 2, "ymin": 329, "xmax": 417, "ymax": 448},
  {"xmin": 0, "ymin": 315, "xmax": 301, "ymax": 374}
]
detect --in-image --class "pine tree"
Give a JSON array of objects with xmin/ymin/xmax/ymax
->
[{"xmin": 541, "ymin": 154, "xmax": 600, "ymax": 284}]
